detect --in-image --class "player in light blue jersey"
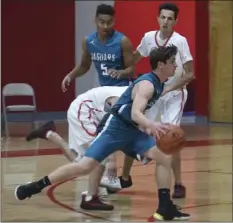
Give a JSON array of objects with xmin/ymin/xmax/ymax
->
[
  {"xmin": 61, "ymin": 4, "xmax": 134, "ymax": 90},
  {"xmin": 15, "ymin": 45, "xmax": 190, "ymax": 221}
]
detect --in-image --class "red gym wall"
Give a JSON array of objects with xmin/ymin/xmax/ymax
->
[
  {"xmin": 1, "ymin": 1, "xmax": 75, "ymax": 112},
  {"xmin": 2, "ymin": 1, "xmax": 209, "ymax": 116}
]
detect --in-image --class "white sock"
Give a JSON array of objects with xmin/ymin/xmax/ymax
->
[{"xmin": 45, "ymin": 130, "xmax": 53, "ymax": 139}]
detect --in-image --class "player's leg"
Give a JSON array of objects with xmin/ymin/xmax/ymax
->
[
  {"xmin": 117, "ymin": 100, "xmax": 163, "ymax": 189},
  {"xmin": 68, "ymin": 101, "xmax": 112, "ymax": 210},
  {"xmin": 15, "ymin": 116, "xmax": 130, "ymax": 210},
  {"xmin": 128, "ymin": 132, "xmax": 190, "ymax": 220},
  {"xmin": 26, "ymin": 120, "xmax": 77, "ymax": 162},
  {"xmin": 25, "ymin": 105, "xmax": 109, "ymax": 209},
  {"xmin": 119, "ymin": 155, "xmax": 134, "ymax": 185},
  {"xmin": 102, "ymin": 101, "xmax": 163, "ymax": 192},
  {"xmin": 160, "ymin": 89, "xmax": 188, "ymax": 198},
  {"xmin": 25, "ymin": 121, "xmax": 106, "ymax": 202}
]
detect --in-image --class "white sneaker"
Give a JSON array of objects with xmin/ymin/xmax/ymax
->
[
  {"xmin": 100, "ymin": 176, "xmax": 122, "ymax": 191},
  {"xmin": 81, "ymin": 187, "xmax": 108, "ymax": 199}
]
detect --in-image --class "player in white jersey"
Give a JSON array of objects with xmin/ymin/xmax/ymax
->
[
  {"xmin": 102, "ymin": 3, "xmax": 194, "ymax": 200},
  {"xmin": 25, "ymin": 86, "xmax": 128, "ymax": 211}
]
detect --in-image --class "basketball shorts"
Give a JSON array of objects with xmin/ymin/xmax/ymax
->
[
  {"xmin": 84, "ymin": 114, "xmax": 156, "ymax": 163},
  {"xmin": 148, "ymin": 89, "xmax": 188, "ymax": 125},
  {"xmin": 160, "ymin": 89, "xmax": 188, "ymax": 125}
]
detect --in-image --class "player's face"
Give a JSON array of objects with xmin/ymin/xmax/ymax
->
[
  {"xmin": 157, "ymin": 9, "xmax": 177, "ymax": 32},
  {"xmin": 160, "ymin": 55, "xmax": 177, "ymax": 78},
  {"xmin": 95, "ymin": 14, "xmax": 115, "ymax": 37}
]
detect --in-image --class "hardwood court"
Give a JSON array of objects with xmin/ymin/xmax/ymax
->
[{"xmin": 1, "ymin": 122, "xmax": 232, "ymax": 222}]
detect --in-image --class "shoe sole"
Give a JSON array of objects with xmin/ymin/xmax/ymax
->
[
  {"xmin": 100, "ymin": 183, "xmax": 121, "ymax": 191},
  {"xmin": 153, "ymin": 213, "xmax": 190, "ymax": 221},
  {"xmin": 173, "ymin": 216, "xmax": 190, "ymax": 221},
  {"xmin": 14, "ymin": 185, "xmax": 20, "ymax": 201},
  {"xmin": 80, "ymin": 206, "xmax": 114, "ymax": 211}
]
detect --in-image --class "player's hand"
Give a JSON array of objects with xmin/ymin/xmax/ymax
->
[
  {"xmin": 150, "ymin": 122, "xmax": 171, "ymax": 139},
  {"xmin": 61, "ymin": 75, "xmax": 71, "ymax": 92},
  {"xmin": 108, "ymin": 69, "xmax": 121, "ymax": 79},
  {"xmin": 106, "ymin": 161, "xmax": 117, "ymax": 181}
]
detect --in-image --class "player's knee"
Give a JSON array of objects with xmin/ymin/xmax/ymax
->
[
  {"xmin": 76, "ymin": 157, "xmax": 98, "ymax": 175},
  {"xmin": 145, "ymin": 147, "xmax": 172, "ymax": 167},
  {"xmin": 161, "ymin": 154, "xmax": 173, "ymax": 167}
]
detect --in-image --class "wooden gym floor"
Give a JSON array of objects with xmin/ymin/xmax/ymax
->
[{"xmin": 1, "ymin": 121, "xmax": 232, "ymax": 222}]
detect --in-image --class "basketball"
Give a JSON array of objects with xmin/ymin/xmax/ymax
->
[{"xmin": 156, "ymin": 126, "xmax": 186, "ymax": 155}]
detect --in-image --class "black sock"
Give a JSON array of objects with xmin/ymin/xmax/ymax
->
[
  {"xmin": 158, "ymin": 188, "xmax": 171, "ymax": 209},
  {"xmin": 37, "ymin": 176, "xmax": 51, "ymax": 190}
]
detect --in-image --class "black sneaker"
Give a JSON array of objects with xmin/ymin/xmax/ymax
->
[
  {"xmin": 119, "ymin": 175, "xmax": 133, "ymax": 188},
  {"xmin": 172, "ymin": 184, "xmax": 186, "ymax": 199},
  {"xmin": 105, "ymin": 176, "xmax": 133, "ymax": 194},
  {"xmin": 14, "ymin": 182, "xmax": 42, "ymax": 200},
  {"xmin": 153, "ymin": 203, "xmax": 190, "ymax": 221},
  {"xmin": 26, "ymin": 121, "xmax": 56, "ymax": 141},
  {"xmin": 80, "ymin": 194, "xmax": 114, "ymax": 211}
]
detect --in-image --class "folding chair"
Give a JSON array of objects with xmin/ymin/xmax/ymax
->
[{"xmin": 2, "ymin": 83, "xmax": 37, "ymax": 137}]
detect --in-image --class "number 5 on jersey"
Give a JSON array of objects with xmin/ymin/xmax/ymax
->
[{"xmin": 101, "ymin": 63, "xmax": 109, "ymax": 76}]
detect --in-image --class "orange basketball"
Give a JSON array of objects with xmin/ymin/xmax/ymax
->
[{"xmin": 156, "ymin": 126, "xmax": 186, "ymax": 155}]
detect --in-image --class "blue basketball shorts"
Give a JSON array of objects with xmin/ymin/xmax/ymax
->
[{"xmin": 84, "ymin": 114, "xmax": 156, "ymax": 163}]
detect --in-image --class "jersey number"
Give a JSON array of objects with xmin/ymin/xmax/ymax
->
[{"xmin": 101, "ymin": 63, "xmax": 109, "ymax": 76}]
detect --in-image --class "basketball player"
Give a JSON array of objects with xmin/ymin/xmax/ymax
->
[
  {"xmin": 15, "ymin": 46, "xmax": 190, "ymax": 220},
  {"xmin": 25, "ymin": 85, "xmax": 129, "ymax": 211},
  {"xmin": 60, "ymin": 3, "xmax": 134, "ymax": 209},
  {"xmin": 61, "ymin": 4, "xmax": 134, "ymax": 91},
  {"xmin": 105, "ymin": 3, "xmax": 194, "ymax": 198}
]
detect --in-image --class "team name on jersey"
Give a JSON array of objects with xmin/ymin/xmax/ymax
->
[{"xmin": 91, "ymin": 52, "xmax": 116, "ymax": 62}]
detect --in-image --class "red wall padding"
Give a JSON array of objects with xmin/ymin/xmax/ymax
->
[
  {"xmin": 195, "ymin": 1, "xmax": 209, "ymax": 116},
  {"xmin": 2, "ymin": 0, "xmax": 75, "ymax": 112}
]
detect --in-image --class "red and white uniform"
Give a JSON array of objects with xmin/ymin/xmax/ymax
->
[
  {"xmin": 137, "ymin": 30, "xmax": 193, "ymax": 124},
  {"xmin": 67, "ymin": 86, "xmax": 127, "ymax": 155}
]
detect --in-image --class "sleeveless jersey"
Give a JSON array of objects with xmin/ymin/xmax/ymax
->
[
  {"xmin": 111, "ymin": 72, "xmax": 164, "ymax": 126},
  {"xmin": 86, "ymin": 31, "xmax": 130, "ymax": 87},
  {"xmin": 136, "ymin": 31, "xmax": 193, "ymax": 86}
]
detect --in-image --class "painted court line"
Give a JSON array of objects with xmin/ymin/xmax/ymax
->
[{"xmin": 1, "ymin": 138, "xmax": 232, "ymax": 158}]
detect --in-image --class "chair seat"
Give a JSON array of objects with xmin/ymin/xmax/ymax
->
[{"xmin": 5, "ymin": 105, "xmax": 36, "ymax": 112}]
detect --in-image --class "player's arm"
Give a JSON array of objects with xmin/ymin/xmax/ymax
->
[
  {"xmin": 163, "ymin": 38, "xmax": 195, "ymax": 93},
  {"xmin": 133, "ymin": 34, "xmax": 149, "ymax": 64},
  {"xmin": 131, "ymin": 81, "xmax": 170, "ymax": 137},
  {"xmin": 61, "ymin": 38, "xmax": 92, "ymax": 91},
  {"xmin": 67, "ymin": 38, "xmax": 92, "ymax": 80},
  {"xmin": 131, "ymin": 81, "xmax": 155, "ymax": 130},
  {"xmin": 119, "ymin": 36, "xmax": 135, "ymax": 78},
  {"xmin": 115, "ymin": 36, "xmax": 135, "ymax": 78}
]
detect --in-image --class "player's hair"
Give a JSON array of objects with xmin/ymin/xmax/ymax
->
[
  {"xmin": 96, "ymin": 4, "xmax": 115, "ymax": 17},
  {"xmin": 158, "ymin": 3, "xmax": 179, "ymax": 19},
  {"xmin": 149, "ymin": 45, "xmax": 177, "ymax": 70}
]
